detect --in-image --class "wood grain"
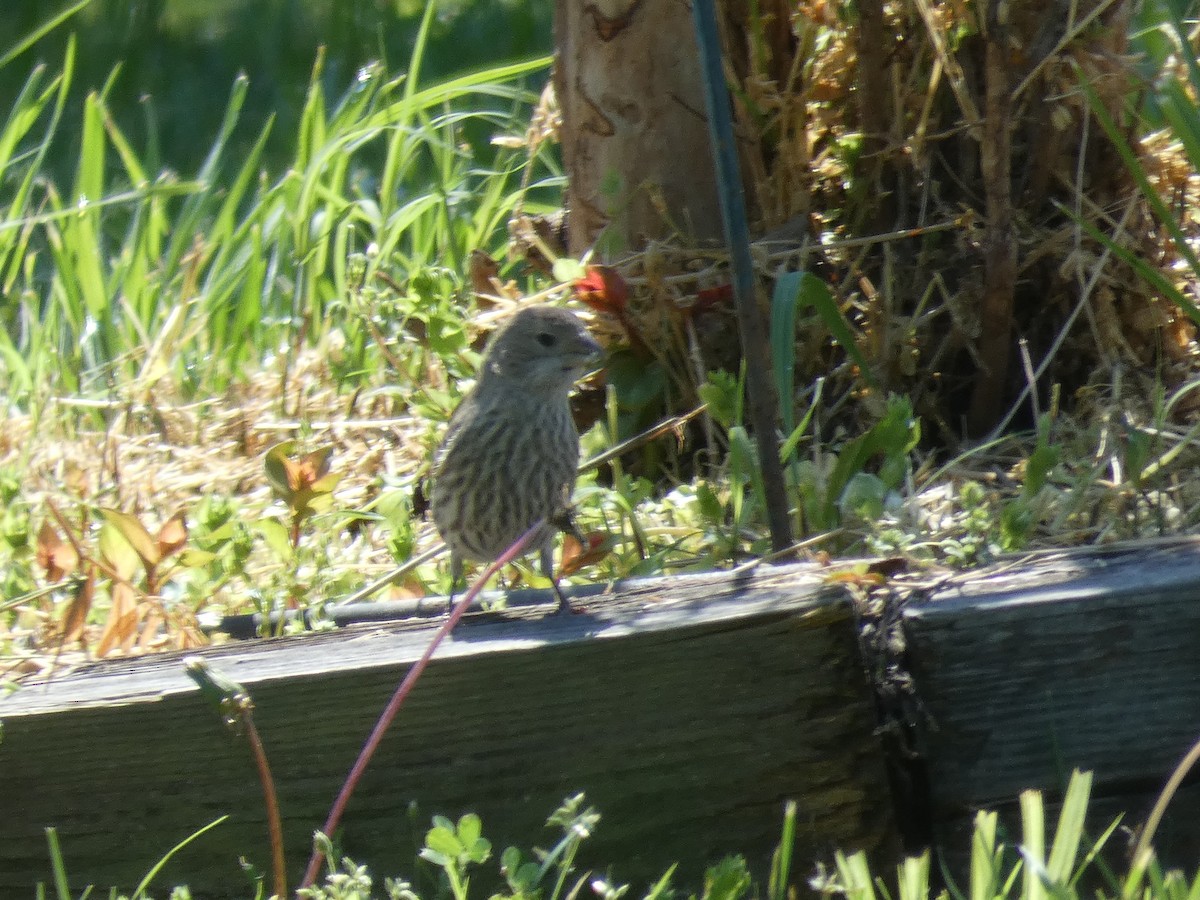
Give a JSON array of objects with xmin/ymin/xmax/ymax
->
[
  {"xmin": 0, "ymin": 565, "xmax": 895, "ymax": 897},
  {"xmin": 903, "ymin": 537, "xmax": 1200, "ymax": 864}
]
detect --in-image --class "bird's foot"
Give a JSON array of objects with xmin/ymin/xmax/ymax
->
[{"xmin": 550, "ymin": 579, "xmax": 575, "ymax": 615}]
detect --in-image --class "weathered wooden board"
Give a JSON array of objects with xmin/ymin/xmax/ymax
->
[
  {"xmin": 902, "ymin": 537, "xmax": 1200, "ymax": 863},
  {"xmin": 0, "ymin": 566, "xmax": 895, "ymax": 898}
]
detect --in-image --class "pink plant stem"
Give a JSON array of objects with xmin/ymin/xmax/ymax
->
[
  {"xmin": 299, "ymin": 520, "xmax": 545, "ymax": 889},
  {"xmin": 243, "ymin": 716, "xmax": 287, "ymax": 899}
]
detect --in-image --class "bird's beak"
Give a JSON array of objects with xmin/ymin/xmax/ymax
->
[{"xmin": 576, "ymin": 336, "xmax": 604, "ymax": 376}]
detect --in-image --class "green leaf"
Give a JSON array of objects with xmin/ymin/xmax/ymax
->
[
  {"xmin": 465, "ymin": 836, "xmax": 491, "ymax": 865},
  {"xmin": 832, "ymin": 850, "xmax": 874, "ymax": 900},
  {"xmin": 1020, "ymin": 787, "xmax": 1047, "ymax": 900},
  {"xmin": 1124, "ymin": 427, "xmax": 1151, "ymax": 484},
  {"xmin": 553, "ymin": 257, "xmax": 586, "ymax": 282},
  {"xmin": 825, "ymin": 395, "xmax": 918, "ymax": 512},
  {"xmin": 456, "ymin": 812, "xmax": 483, "ymax": 853},
  {"xmin": 698, "ymin": 369, "xmax": 740, "ymax": 430},
  {"xmin": 419, "ymin": 847, "xmax": 451, "ymax": 868},
  {"xmin": 256, "ymin": 518, "xmax": 293, "ymax": 560},
  {"xmin": 773, "ymin": 270, "xmax": 879, "ymax": 395},
  {"xmin": 425, "ymin": 823, "xmax": 463, "ymax": 858},
  {"xmin": 702, "ymin": 855, "xmax": 752, "ymax": 900},
  {"xmin": 1024, "ymin": 442, "xmax": 1060, "ymax": 498},
  {"xmin": 969, "ymin": 810, "xmax": 1001, "ymax": 900},
  {"xmin": 838, "ymin": 472, "xmax": 887, "ymax": 521},
  {"xmin": 606, "ymin": 351, "xmax": 668, "ymax": 412},
  {"xmin": 767, "ymin": 801, "xmax": 796, "ymax": 900},
  {"xmin": 99, "ymin": 508, "xmax": 160, "ymax": 568},
  {"xmin": 0, "ymin": 0, "xmax": 93, "ymax": 70},
  {"xmin": 999, "ymin": 500, "xmax": 1033, "ymax": 551},
  {"xmin": 176, "ymin": 548, "xmax": 218, "ymax": 568},
  {"xmin": 263, "ymin": 441, "xmax": 299, "ymax": 501},
  {"xmin": 896, "ymin": 853, "xmax": 929, "ymax": 900},
  {"xmin": 98, "ymin": 519, "xmax": 141, "ymax": 580},
  {"xmin": 644, "ymin": 865, "xmax": 677, "ymax": 900},
  {"xmin": 696, "ymin": 481, "xmax": 724, "ymax": 523},
  {"xmin": 778, "ymin": 376, "xmax": 823, "ymax": 465}
]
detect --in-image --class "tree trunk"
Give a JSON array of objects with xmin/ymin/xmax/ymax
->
[{"xmin": 555, "ymin": 0, "xmax": 723, "ymax": 256}]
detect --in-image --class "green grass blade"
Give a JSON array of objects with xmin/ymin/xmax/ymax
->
[
  {"xmin": 130, "ymin": 816, "xmax": 228, "ymax": 898},
  {"xmin": 767, "ymin": 800, "xmax": 797, "ymax": 900},
  {"xmin": 1081, "ymin": 68, "xmax": 1200, "ymax": 278},
  {"xmin": 406, "ymin": 0, "xmax": 439, "ymax": 102},
  {"xmin": 1046, "ymin": 770, "xmax": 1090, "ymax": 884},
  {"xmin": 834, "ymin": 850, "xmax": 877, "ymax": 900},
  {"xmin": 1020, "ymin": 789, "xmax": 1047, "ymax": 900},
  {"xmin": 969, "ymin": 810, "xmax": 1001, "ymax": 900},
  {"xmin": 98, "ymin": 95, "xmax": 148, "ymax": 187},
  {"xmin": 1071, "ymin": 210, "xmax": 1200, "ymax": 326},
  {"xmin": 43, "ymin": 827, "xmax": 72, "ymax": 900},
  {"xmin": 0, "ymin": 0, "xmax": 94, "ymax": 70},
  {"xmin": 770, "ymin": 270, "xmax": 802, "ymax": 433},
  {"xmin": 896, "ymin": 853, "xmax": 929, "ymax": 900},
  {"xmin": 211, "ymin": 116, "xmax": 274, "ymax": 244},
  {"xmin": 69, "ymin": 92, "xmax": 109, "ymax": 322}
]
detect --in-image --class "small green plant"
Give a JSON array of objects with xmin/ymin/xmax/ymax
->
[
  {"xmin": 996, "ymin": 414, "xmax": 1061, "ymax": 552},
  {"xmin": 253, "ymin": 441, "xmax": 351, "ymax": 626},
  {"xmin": 809, "ymin": 769, "xmax": 1200, "ymax": 900},
  {"xmin": 187, "ymin": 657, "xmax": 287, "ymax": 899},
  {"xmin": 41, "ymin": 816, "xmax": 228, "ymax": 900},
  {"xmin": 263, "ymin": 442, "xmax": 343, "ymax": 552},
  {"xmin": 22, "ymin": 501, "xmax": 211, "ymax": 657},
  {"xmin": 302, "ymin": 793, "xmax": 755, "ymax": 900}
]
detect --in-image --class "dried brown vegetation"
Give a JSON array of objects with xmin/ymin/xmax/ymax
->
[{"xmin": 560, "ymin": 0, "xmax": 1200, "ymax": 442}]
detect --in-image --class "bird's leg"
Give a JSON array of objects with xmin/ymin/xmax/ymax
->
[
  {"xmin": 546, "ymin": 508, "xmax": 585, "ymax": 614},
  {"xmin": 550, "ymin": 578, "xmax": 571, "ymax": 614},
  {"xmin": 540, "ymin": 544, "xmax": 572, "ymax": 614},
  {"xmin": 447, "ymin": 553, "xmax": 465, "ymax": 615}
]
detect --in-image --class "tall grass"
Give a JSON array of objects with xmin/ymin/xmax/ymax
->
[
  {"xmin": 0, "ymin": 4, "xmax": 558, "ymax": 406},
  {"xmin": 0, "ymin": 0, "xmax": 555, "ymax": 177}
]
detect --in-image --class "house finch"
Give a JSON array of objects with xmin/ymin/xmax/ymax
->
[{"xmin": 430, "ymin": 306, "xmax": 602, "ymax": 611}]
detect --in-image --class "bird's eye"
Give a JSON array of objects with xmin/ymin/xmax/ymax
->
[{"xmin": 536, "ymin": 331, "xmax": 556, "ymax": 347}]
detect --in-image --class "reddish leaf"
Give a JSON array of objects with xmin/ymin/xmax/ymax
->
[
  {"xmin": 387, "ymin": 577, "xmax": 427, "ymax": 600},
  {"xmin": 693, "ymin": 283, "xmax": 733, "ymax": 313},
  {"xmin": 558, "ymin": 531, "xmax": 615, "ymax": 577},
  {"xmin": 96, "ymin": 581, "xmax": 140, "ymax": 658},
  {"xmin": 574, "ymin": 265, "xmax": 628, "ymax": 314},
  {"xmin": 265, "ymin": 444, "xmax": 338, "ymax": 515},
  {"xmin": 824, "ymin": 569, "xmax": 886, "ymax": 587},
  {"xmin": 264, "ymin": 442, "xmax": 302, "ymax": 500},
  {"xmin": 59, "ymin": 568, "xmax": 95, "ymax": 644},
  {"xmin": 468, "ymin": 249, "xmax": 502, "ymax": 297},
  {"xmin": 36, "ymin": 520, "xmax": 79, "ymax": 582},
  {"xmin": 157, "ymin": 511, "xmax": 188, "ymax": 560}
]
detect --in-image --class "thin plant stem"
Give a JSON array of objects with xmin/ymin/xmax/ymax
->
[
  {"xmin": 184, "ymin": 658, "xmax": 287, "ymax": 899},
  {"xmin": 1133, "ymin": 733, "xmax": 1200, "ymax": 866},
  {"xmin": 243, "ymin": 716, "xmax": 287, "ymax": 899},
  {"xmin": 299, "ymin": 519, "xmax": 546, "ymax": 889}
]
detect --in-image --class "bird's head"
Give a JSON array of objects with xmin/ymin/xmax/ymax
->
[{"xmin": 482, "ymin": 306, "xmax": 603, "ymax": 394}]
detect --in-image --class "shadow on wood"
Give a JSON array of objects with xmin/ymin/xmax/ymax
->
[
  {"xmin": 902, "ymin": 537, "xmax": 1200, "ymax": 869},
  {"xmin": 0, "ymin": 565, "xmax": 896, "ymax": 897}
]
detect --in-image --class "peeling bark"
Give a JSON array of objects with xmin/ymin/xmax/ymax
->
[{"xmin": 556, "ymin": 0, "xmax": 723, "ymax": 255}]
